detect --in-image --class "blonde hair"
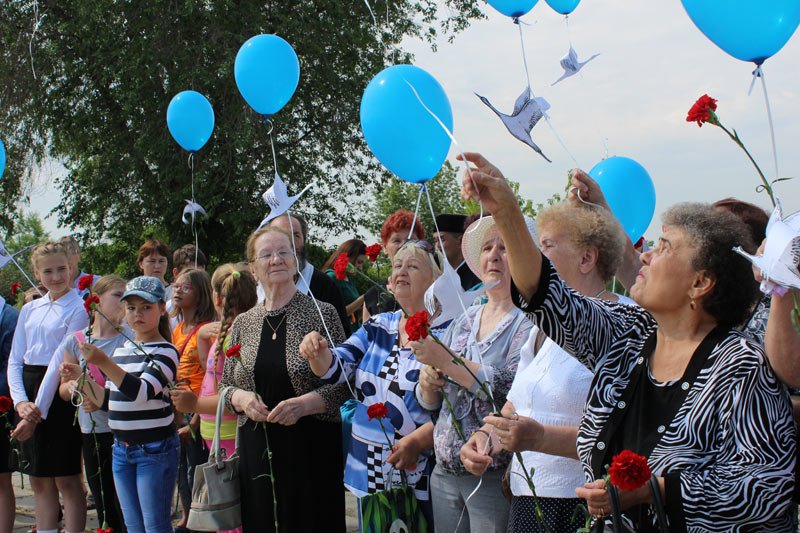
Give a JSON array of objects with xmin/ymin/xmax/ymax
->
[
  {"xmin": 245, "ymin": 226, "xmax": 293, "ymax": 262},
  {"xmin": 211, "ymin": 264, "xmax": 258, "ymax": 380},
  {"xmin": 536, "ymin": 202, "xmax": 625, "ymax": 282},
  {"xmin": 30, "ymin": 242, "xmax": 71, "ymax": 271},
  {"xmin": 57, "ymin": 235, "xmax": 81, "ymax": 256},
  {"xmin": 395, "ymin": 241, "xmax": 443, "ymax": 278},
  {"xmin": 92, "ymin": 275, "xmax": 126, "ymax": 296}
]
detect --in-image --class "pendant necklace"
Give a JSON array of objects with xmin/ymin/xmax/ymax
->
[{"xmin": 265, "ymin": 313, "xmax": 287, "ymax": 340}]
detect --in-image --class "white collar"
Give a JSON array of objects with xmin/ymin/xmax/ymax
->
[
  {"xmin": 38, "ymin": 288, "xmax": 80, "ymax": 309},
  {"xmin": 295, "ymin": 261, "xmax": 315, "ymax": 295}
]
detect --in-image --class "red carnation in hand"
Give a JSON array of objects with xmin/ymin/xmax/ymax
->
[
  {"xmin": 333, "ymin": 253, "xmax": 349, "ymax": 281},
  {"xmin": 84, "ymin": 295, "xmax": 100, "ymax": 314},
  {"xmin": 405, "ymin": 310, "xmax": 430, "ymax": 341},
  {"xmin": 0, "ymin": 397, "xmax": 12, "ymax": 413},
  {"xmin": 225, "ymin": 343, "xmax": 242, "ymax": 359},
  {"xmin": 10, "ymin": 282, "xmax": 22, "ymax": 296},
  {"xmin": 367, "ymin": 402, "xmax": 389, "ymax": 421},
  {"xmin": 365, "ymin": 244, "xmax": 382, "ymax": 262},
  {"xmin": 78, "ymin": 274, "xmax": 94, "ymax": 291},
  {"xmin": 686, "ymin": 94, "xmax": 718, "ymax": 127},
  {"xmin": 608, "ymin": 450, "xmax": 651, "ymax": 492}
]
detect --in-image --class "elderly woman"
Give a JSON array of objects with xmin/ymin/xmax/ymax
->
[
  {"xmin": 362, "ymin": 209, "xmax": 426, "ymax": 321},
  {"xmin": 458, "ymin": 153, "xmax": 795, "ymax": 532},
  {"xmin": 458, "ymin": 204, "xmax": 629, "ymax": 533},
  {"xmin": 301, "ymin": 240, "xmax": 443, "ymax": 527},
  {"xmin": 221, "ymin": 226, "xmax": 349, "ymax": 532},
  {"xmin": 413, "ymin": 216, "xmax": 534, "ymax": 532}
]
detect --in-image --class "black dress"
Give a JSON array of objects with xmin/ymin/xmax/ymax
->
[{"xmin": 238, "ymin": 310, "xmax": 345, "ymax": 532}]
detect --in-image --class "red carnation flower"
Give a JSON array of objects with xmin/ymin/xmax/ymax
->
[
  {"xmin": 367, "ymin": 402, "xmax": 389, "ymax": 421},
  {"xmin": 83, "ymin": 295, "xmax": 100, "ymax": 314},
  {"xmin": 10, "ymin": 282, "xmax": 22, "ymax": 296},
  {"xmin": 0, "ymin": 397, "xmax": 12, "ymax": 413},
  {"xmin": 78, "ymin": 274, "xmax": 94, "ymax": 292},
  {"xmin": 365, "ymin": 244, "xmax": 382, "ymax": 262},
  {"xmin": 608, "ymin": 450, "xmax": 651, "ymax": 492},
  {"xmin": 333, "ymin": 253, "xmax": 349, "ymax": 281},
  {"xmin": 225, "ymin": 343, "xmax": 242, "ymax": 359},
  {"xmin": 686, "ymin": 94, "xmax": 718, "ymax": 127},
  {"xmin": 97, "ymin": 527, "xmax": 114, "ymax": 533},
  {"xmin": 405, "ymin": 310, "xmax": 430, "ymax": 341}
]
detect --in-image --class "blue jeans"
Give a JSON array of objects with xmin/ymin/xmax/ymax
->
[{"xmin": 113, "ymin": 433, "xmax": 180, "ymax": 533}]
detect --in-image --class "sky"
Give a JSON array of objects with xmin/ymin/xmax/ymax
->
[{"xmin": 27, "ymin": 0, "xmax": 800, "ymax": 244}]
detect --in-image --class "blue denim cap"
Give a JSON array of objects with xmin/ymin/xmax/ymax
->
[{"xmin": 121, "ymin": 276, "xmax": 166, "ymax": 303}]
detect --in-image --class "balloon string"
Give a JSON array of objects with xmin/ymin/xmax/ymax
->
[
  {"xmin": 455, "ymin": 427, "xmax": 496, "ymax": 532},
  {"xmin": 407, "ymin": 184, "xmax": 425, "ymax": 241},
  {"xmin": 569, "ymin": 185, "xmax": 605, "ymax": 210},
  {"xmin": 363, "ymin": 0, "xmax": 377, "ymax": 25},
  {"xmin": 758, "ymin": 67, "xmax": 780, "ymax": 180},
  {"xmin": 564, "ymin": 14, "xmax": 573, "ymax": 48},
  {"xmin": 28, "ymin": 1, "xmax": 45, "ymax": 80},
  {"xmin": 265, "ymin": 117, "xmax": 279, "ymax": 177},
  {"xmin": 286, "ymin": 214, "xmax": 358, "ymax": 401},
  {"xmin": 544, "ymin": 116, "xmax": 580, "ymax": 166},
  {"xmin": 7, "ymin": 250, "xmax": 43, "ymax": 296},
  {"xmin": 401, "ymin": 78, "xmax": 484, "ymax": 233},
  {"xmin": 188, "ymin": 152, "xmax": 199, "ymax": 269}
]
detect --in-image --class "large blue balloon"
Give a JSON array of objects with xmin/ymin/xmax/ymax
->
[
  {"xmin": 360, "ymin": 65, "xmax": 453, "ymax": 184},
  {"xmin": 166, "ymin": 91, "xmax": 215, "ymax": 152},
  {"xmin": 544, "ymin": 0, "xmax": 579, "ymax": 15},
  {"xmin": 486, "ymin": 0, "xmax": 539, "ymax": 18},
  {"xmin": 234, "ymin": 35, "xmax": 300, "ymax": 116},
  {"xmin": 588, "ymin": 157, "xmax": 656, "ymax": 243},
  {"xmin": 0, "ymin": 138, "xmax": 5, "ymax": 182},
  {"xmin": 681, "ymin": 0, "xmax": 800, "ymax": 64}
]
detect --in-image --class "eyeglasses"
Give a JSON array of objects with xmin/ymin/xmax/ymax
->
[
  {"xmin": 251, "ymin": 249, "xmax": 293, "ymax": 264},
  {"xmin": 174, "ymin": 284, "xmax": 194, "ymax": 294}
]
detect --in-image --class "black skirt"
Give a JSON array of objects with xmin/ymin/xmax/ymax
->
[{"xmin": 12, "ymin": 365, "xmax": 82, "ymax": 477}]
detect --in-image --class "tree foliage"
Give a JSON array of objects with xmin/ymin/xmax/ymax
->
[
  {"xmin": 0, "ymin": 212, "xmax": 50, "ymax": 306},
  {"xmin": 0, "ymin": 1, "xmax": 485, "ymax": 265}
]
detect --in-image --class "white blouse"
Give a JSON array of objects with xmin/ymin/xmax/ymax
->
[
  {"xmin": 506, "ymin": 325, "xmax": 593, "ymax": 498},
  {"xmin": 8, "ymin": 290, "xmax": 88, "ymax": 410}
]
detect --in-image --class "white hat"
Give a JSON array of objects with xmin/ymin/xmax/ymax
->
[{"xmin": 461, "ymin": 215, "xmax": 538, "ymax": 278}]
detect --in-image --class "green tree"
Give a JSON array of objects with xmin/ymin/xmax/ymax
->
[
  {"xmin": 0, "ymin": 1, "xmax": 485, "ymax": 267},
  {"xmin": 0, "ymin": 212, "xmax": 50, "ymax": 306},
  {"xmin": 366, "ymin": 160, "xmax": 467, "ymax": 239}
]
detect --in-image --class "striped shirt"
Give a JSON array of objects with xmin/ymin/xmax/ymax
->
[{"xmin": 101, "ymin": 340, "xmax": 179, "ymax": 444}]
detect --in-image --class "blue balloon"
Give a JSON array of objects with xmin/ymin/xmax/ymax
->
[
  {"xmin": 588, "ymin": 157, "xmax": 656, "ymax": 243},
  {"xmin": 234, "ymin": 35, "xmax": 300, "ymax": 116},
  {"xmin": 0, "ymin": 138, "xmax": 5, "ymax": 182},
  {"xmin": 360, "ymin": 65, "xmax": 453, "ymax": 184},
  {"xmin": 166, "ymin": 91, "xmax": 215, "ymax": 152},
  {"xmin": 486, "ymin": 0, "xmax": 539, "ymax": 18},
  {"xmin": 681, "ymin": 0, "xmax": 800, "ymax": 64},
  {"xmin": 544, "ymin": 0, "xmax": 580, "ymax": 15}
]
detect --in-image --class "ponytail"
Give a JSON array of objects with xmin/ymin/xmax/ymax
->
[
  {"xmin": 159, "ymin": 313, "xmax": 172, "ymax": 343},
  {"xmin": 210, "ymin": 264, "xmax": 257, "ymax": 378}
]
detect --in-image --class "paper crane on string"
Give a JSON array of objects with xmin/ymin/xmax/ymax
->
[
  {"xmin": 552, "ymin": 45, "xmax": 599, "ymax": 86},
  {"xmin": 257, "ymin": 172, "xmax": 316, "ymax": 230},
  {"xmin": 734, "ymin": 200, "xmax": 800, "ymax": 296},
  {"xmin": 475, "ymin": 88, "xmax": 552, "ymax": 162},
  {"xmin": 424, "ymin": 260, "xmax": 494, "ymax": 328},
  {"xmin": 182, "ymin": 199, "xmax": 206, "ymax": 225}
]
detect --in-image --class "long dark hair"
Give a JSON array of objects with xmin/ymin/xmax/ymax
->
[
  {"xmin": 170, "ymin": 269, "xmax": 216, "ymax": 324},
  {"xmin": 322, "ymin": 239, "xmax": 367, "ymax": 271}
]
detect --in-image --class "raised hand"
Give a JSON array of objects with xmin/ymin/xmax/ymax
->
[{"xmin": 457, "ymin": 152, "xmax": 518, "ymax": 215}]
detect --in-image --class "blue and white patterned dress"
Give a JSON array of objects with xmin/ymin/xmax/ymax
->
[{"xmin": 321, "ymin": 311, "xmax": 448, "ymax": 502}]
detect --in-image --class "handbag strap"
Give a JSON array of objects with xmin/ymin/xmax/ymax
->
[
  {"xmin": 649, "ymin": 474, "xmax": 669, "ymax": 533},
  {"xmin": 178, "ymin": 321, "xmax": 208, "ymax": 358},
  {"xmin": 608, "ymin": 484, "xmax": 623, "ymax": 533},
  {"xmin": 211, "ymin": 386, "xmax": 239, "ymax": 465}
]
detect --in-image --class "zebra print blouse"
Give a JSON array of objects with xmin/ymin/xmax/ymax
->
[{"xmin": 513, "ymin": 258, "xmax": 796, "ymax": 532}]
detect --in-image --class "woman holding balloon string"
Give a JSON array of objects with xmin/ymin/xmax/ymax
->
[
  {"xmin": 459, "ymin": 152, "xmax": 795, "ymax": 531},
  {"xmin": 301, "ymin": 240, "xmax": 446, "ymax": 528}
]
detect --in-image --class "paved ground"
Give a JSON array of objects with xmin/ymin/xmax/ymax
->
[{"xmin": 12, "ymin": 474, "xmax": 359, "ymax": 532}]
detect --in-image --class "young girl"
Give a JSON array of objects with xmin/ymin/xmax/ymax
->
[
  {"xmin": 171, "ymin": 263, "xmax": 257, "ymax": 533},
  {"xmin": 8, "ymin": 242, "xmax": 88, "ymax": 533},
  {"xmin": 57, "ymin": 276, "xmax": 128, "ymax": 533},
  {"xmin": 170, "ymin": 268, "xmax": 216, "ymax": 532},
  {"xmin": 76, "ymin": 276, "xmax": 179, "ymax": 533}
]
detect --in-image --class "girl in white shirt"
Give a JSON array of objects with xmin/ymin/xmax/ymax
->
[{"xmin": 8, "ymin": 242, "xmax": 88, "ymax": 533}]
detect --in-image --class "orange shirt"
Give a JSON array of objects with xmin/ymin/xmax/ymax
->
[{"xmin": 172, "ymin": 321, "xmax": 206, "ymax": 396}]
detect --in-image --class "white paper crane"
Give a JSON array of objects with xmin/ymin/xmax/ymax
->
[
  {"xmin": 181, "ymin": 199, "xmax": 207, "ymax": 225},
  {"xmin": 424, "ymin": 260, "xmax": 494, "ymax": 328},
  {"xmin": 734, "ymin": 200, "xmax": 800, "ymax": 296},
  {"xmin": 257, "ymin": 172, "xmax": 315, "ymax": 230},
  {"xmin": 552, "ymin": 45, "xmax": 600, "ymax": 86},
  {"xmin": 475, "ymin": 88, "xmax": 552, "ymax": 162}
]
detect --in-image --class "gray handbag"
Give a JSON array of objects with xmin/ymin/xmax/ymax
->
[{"xmin": 187, "ymin": 388, "xmax": 242, "ymax": 531}]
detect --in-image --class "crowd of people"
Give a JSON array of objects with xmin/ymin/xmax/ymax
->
[{"xmin": 0, "ymin": 155, "xmax": 797, "ymax": 533}]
